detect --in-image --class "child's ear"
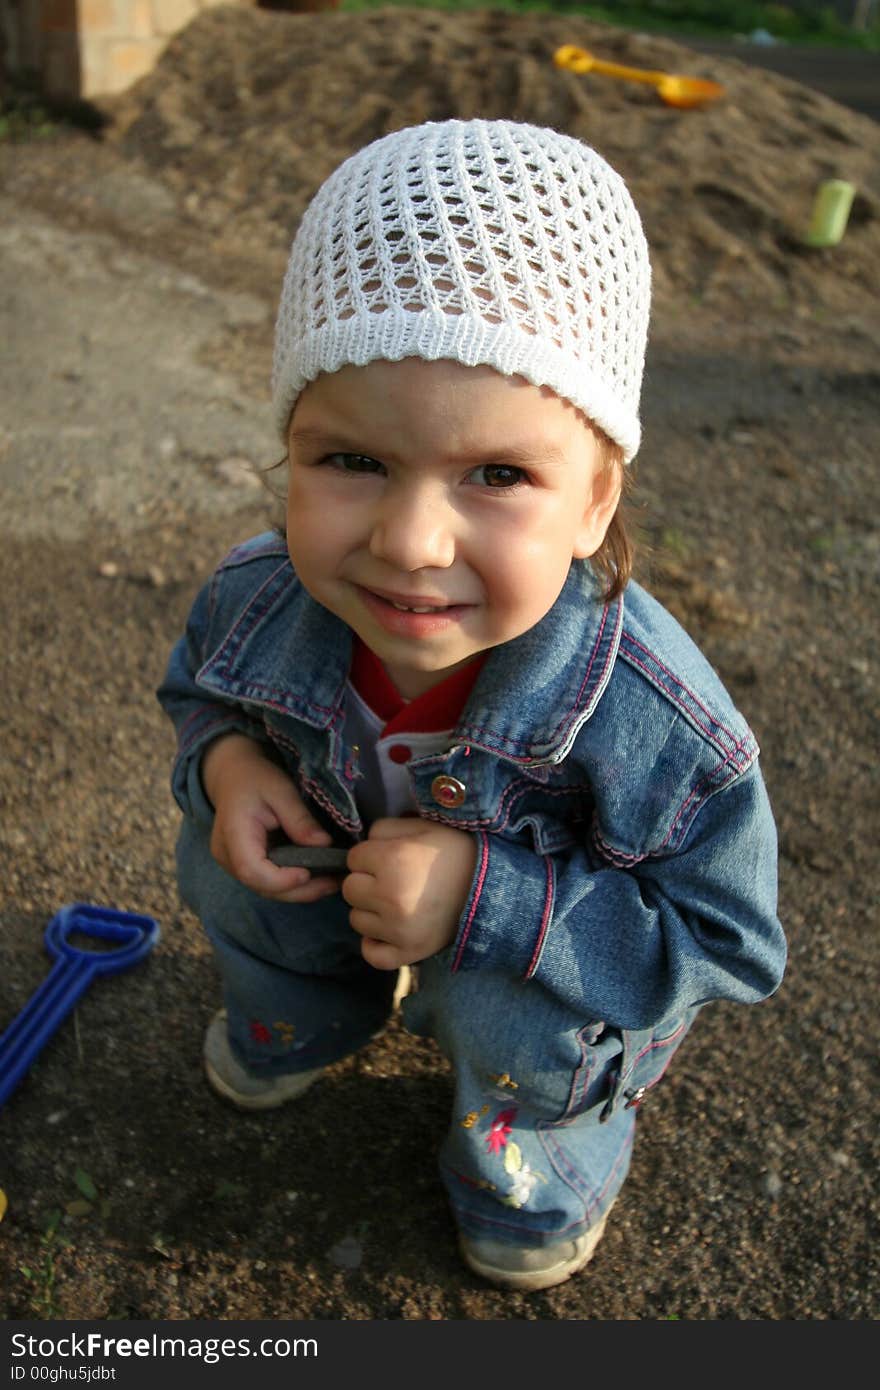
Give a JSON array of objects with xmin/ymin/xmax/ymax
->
[{"xmin": 572, "ymin": 461, "xmax": 623, "ymax": 560}]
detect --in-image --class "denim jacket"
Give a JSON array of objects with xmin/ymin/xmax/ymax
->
[{"xmin": 158, "ymin": 531, "xmax": 785, "ymax": 1033}]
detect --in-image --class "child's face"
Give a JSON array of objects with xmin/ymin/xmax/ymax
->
[{"xmin": 285, "ymin": 358, "xmax": 619, "ymax": 699}]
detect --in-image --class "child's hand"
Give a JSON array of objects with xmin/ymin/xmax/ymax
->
[
  {"xmin": 342, "ymin": 818, "xmax": 477, "ymax": 970},
  {"xmin": 201, "ymin": 734, "xmax": 341, "ymax": 903}
]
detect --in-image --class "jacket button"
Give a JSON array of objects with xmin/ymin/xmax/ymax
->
[{"xmin": 431, "ymin": 775, "xmax": 467, "ymax": 808}]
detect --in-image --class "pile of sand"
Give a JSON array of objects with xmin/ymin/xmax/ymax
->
[{"xmin": 105, "ymin": 6, "xmax": 879, "ymax": 316}]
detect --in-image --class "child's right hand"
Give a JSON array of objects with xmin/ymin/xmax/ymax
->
[{"xmin": 200, "ymin": 734, "xmax": 342, "ymax": 903}]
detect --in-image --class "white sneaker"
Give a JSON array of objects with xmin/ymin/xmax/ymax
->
[
  {"xmin": 202, "ymin": 1009, "xmax": 323, "ymax": 1110},
  {"xmin": 459, "ymin": 1208, "xmax": 611, "ymax": 1291}
]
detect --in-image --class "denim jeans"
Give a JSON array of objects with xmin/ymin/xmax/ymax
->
[{"xmin": 178, "ymin": 813, "xmax": 697, "ymax": 1247}]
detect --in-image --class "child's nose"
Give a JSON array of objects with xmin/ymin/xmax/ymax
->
[{"xmin": 368, "ymin": 487, "xmax": 456, "ymax": 572}]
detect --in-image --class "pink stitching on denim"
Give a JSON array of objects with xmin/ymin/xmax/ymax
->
[
  {"xmin": 452, "ymin": 831, "xmax": 489, "ymax": 972},
  {"xmin": 416, "ymin": 776, "xmax": 592, "ymax": 835},
  {"xmin": 664, "ymin": 737, "xmax": 754, "ymax": 841},
  {"xmin": 297, "ymin": 771, "xmax": 360, "ymax": 834},
  {"xmin": 210, "ymin": 562, "xmax": 340, "ymax": 719},
  {"xmin": 621, "ymin": 636, "xmax": 753, "ymax": 763},
  {"xmin": 458, "ymin": 600, "xmax": 620, "ymax": 756},
  {"xmin": 537, "ymin": 1118, "xmax": 634, "ymax": 1220},
  {"xmin": 215, "ymin": 561, "xmax": 290, "ymax": 669},
  {"xmin": 590, "ymin": 821, "xmax": 646, "ymax": 867},
  {"xmin": 222, "ymin": 679, "xmax": 338, "ymax": 718},
  {"xmin": 551, "ymin": 599, "xmax": 615, "ymax": 747},
  {"xmin": 564, "ymin": 1027, "xmax": 597, "ymax": 1115},
  {"xmin": 256, "ymin": 722, "xmax": 359, "ymax": 833},
  {"xmin": 622, "ymin": 649, "xmax": 721, "ymax": 746},
  {"xmin": 543, "ymin": 1123, "xmax": 623, "ymax": 1198},
  {"xmin": 629, "ymin": 1022, "xmax": 688, "ymax": 1068},
  {"xmin": 590, "ymin": 723, "xmax": 754, "ymax": 864},
  {"xmin": 524, "ymin": 857, "xmax": 554, "ymax": 979},
  {"xmin": 445, "ymin": 1127, "xmax": 630, "ymax": 1238},
  {"xmin": 446, "ymin": 1092, "xmax": 632, "ymax": 1235},
  {"xmin": 223, "ymin": 536, "xmax": 288, "ymax": 568},
  {"xmin": 268, "ymin": 715, "xmax": 347, "ymax": 762},
  {"xmin": 207, "ymin": 569, "xmax": 220, "ymax": 629},
  {"xmin": 179, "ymin": 710, "xmax": 243, "ymax": 756},
  {"xmin": 623, "ymin": 633, "xmax": 740, "ymax": 742},
  {"xmin": 588, "ymin": 1125, "xmax": 635, "ymax": 1220},
  {"xmin": 178, "ymin": 704, "xmax": 222, "ymax": 742}
]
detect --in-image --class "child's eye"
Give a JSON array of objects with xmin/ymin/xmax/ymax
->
[
  {"xmin": 469, "ymin": 464, "xmax": 528, "ymax": 490},
  {"xmin": 324, "ymin": 452, "xmax": 385, "ymax": 475}
]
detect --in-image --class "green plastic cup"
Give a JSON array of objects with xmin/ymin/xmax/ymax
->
[{"xmin": 804, "ymin": 180, "xmax": 856, "ymax": 249}]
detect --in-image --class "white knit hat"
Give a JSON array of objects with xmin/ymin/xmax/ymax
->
[{"xmin": 272, "ymin": 119, "xmax": 651, "ymax": 463}]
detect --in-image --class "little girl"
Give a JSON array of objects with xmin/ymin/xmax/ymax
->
[{"xmin": 158, "ymin": 119, "xmax": 785, "ymax": 1291}]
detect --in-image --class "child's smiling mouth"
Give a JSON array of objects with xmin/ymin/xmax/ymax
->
[
  {"xmin": 356, "ymin": 585, "xmax": 472, "ymax": 635},
  {"xmin": 389, "ymin": 600, "xmax": 446, "ymax": 614}
]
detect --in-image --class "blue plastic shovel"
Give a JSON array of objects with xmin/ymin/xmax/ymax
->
[{"xmin": 0, "ymin": 903, "xmax": 160, "ymax": 1108}]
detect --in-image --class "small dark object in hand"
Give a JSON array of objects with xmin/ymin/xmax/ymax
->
[{"xmin": 268, "ymin": 844, "xmax": 349, "ymax": 872}]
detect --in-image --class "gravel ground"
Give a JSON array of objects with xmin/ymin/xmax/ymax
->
[{"xmin": 0, "ymin": 8, "xmax": 877, "ymax": 1321}]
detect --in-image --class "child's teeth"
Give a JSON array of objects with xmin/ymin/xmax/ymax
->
[{"xmin": 392, "ymin": 601, "xmax": 438, "ymax": 612}]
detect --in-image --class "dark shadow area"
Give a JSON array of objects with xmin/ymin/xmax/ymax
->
[{"xmin": 1, "ymin": 68, "xmax": 108, "ymax": 139}]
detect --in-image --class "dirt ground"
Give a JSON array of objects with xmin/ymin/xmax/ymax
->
[{"xmin": 0, "ymin": 7, "xmax": 878, "ymax": 1320}]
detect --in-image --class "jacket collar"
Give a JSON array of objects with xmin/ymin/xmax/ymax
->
[{"xmin": 197, "ymin": 557, "xmax": 622, "ymax": 764}]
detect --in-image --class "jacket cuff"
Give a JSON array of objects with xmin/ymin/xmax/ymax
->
[
  {"xmin": 450, "ymin": 830, "xmax": 555, "ymax": 980},
  {"xmin": 171, "ymin": 709, "xmax": 267, "ymax": 823}
]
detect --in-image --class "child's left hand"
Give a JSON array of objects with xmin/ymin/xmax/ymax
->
[{"xmin": 343, "ymin": 819, "xmax": 477, "ymax": 970}]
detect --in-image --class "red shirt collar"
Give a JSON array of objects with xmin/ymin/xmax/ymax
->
[{"xmin": 350, "ymin": 638, "xmax": 485, "ymax": 736}]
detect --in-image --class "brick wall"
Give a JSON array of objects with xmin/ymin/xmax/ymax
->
[{"xmin": 3, "ymin": 0, "xmax": 258, "ymax": 99}]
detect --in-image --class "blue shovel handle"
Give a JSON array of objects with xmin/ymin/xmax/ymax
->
[{"xmin": 0, "ymin": 903, "xmax": 160, "ymax": 1108}]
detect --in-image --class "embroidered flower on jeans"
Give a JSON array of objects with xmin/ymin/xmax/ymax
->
[
  {"xmin": 460, "ymin": 1103, "xmax": 490, "ymax": 1129},
  {"xmin": 249, "ymin": 1020, "xmax": 272, "ymax": 1045},
  {"xmin": 500, "ymin": 1141, "xmax": 547, "ymax": 1209},
  {"xmin": 489, "ymin": 1072, "xmax": 519, "ymax": 1091},
  {"xmin": 485, "ymin": 1107, "xmax": 517, "ymax": 1155}
]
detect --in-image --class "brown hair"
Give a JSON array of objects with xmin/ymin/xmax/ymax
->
[{"xmin": 589, "ymin": 432, "xmax": 635, "ymax": 603}]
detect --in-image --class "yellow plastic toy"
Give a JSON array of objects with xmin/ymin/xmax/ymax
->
[{"xmin": 554, "ymin": 44, "xmax": 724, "ymax": 110}]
